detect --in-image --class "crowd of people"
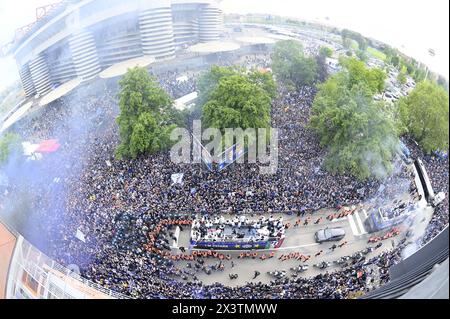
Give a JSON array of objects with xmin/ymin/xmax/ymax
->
[
  {"xmin": 402, "ymin": 136, "xmax": 449, "ymax": 245},
  {"xmin": 0, "ymin": 51, "xmax": 447, "ymax": 299}
]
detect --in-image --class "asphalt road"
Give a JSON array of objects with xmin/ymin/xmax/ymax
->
[{"xmin": 169, "ymin": 197, "xmax": 433, "ymax": 287}]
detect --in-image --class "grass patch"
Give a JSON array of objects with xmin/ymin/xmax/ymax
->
[{"xmin": 367, "ymin": 47, "xmax": 387, "ymax": 61}]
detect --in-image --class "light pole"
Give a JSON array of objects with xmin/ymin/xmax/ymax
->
[{"xmin": 425, "ymin": 48, "xmax": 435, "ymax": 80}]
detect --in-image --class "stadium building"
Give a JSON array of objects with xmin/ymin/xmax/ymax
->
[{"xmin": 9, "ymin": 0, "xmax": 223, "ymax": 99}]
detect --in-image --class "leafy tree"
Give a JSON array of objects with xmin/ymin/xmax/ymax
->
[
  {"xmin": 342, "ymin": 37, "xmax": 352, "ymax": 50},
  {"xmin": 397, "ymin": 70, "xmax": 407, "ymax": 85},
  {"xmin": 310, "ymin": 70, "xmax": 399, "ymax": 181},
  {"xmin": 116, "ymin": 67, "xmax": 179, "ymax": 159},
  {"xmin": 315, "ymin": 53, "xmax": 329, "ymax": 83},
  {"xmin": 272, "ymin": 40, "xmax": 304, "ymax": 67},
  {"xmin": 128, "ymin": 112, "xmax": 176, "ymax": 158},
  {"xmin": 356, "ymin": 49, "xmax": 368, "ymax": 62},
  {"xmin": 356, "ymin": 36, "xmax": 368, "ymax": 51},
  {"xmin": 319, "ymin": 46, "xmax": 333, "ymax": 58},
  {"xmin": 340, "ymin": 57, "xmax": 386, "ymax": 94},
  {"xmin": 271, "ymin": 40, "xmax": 303, "ymax": 86},
  {"xmin": 197, "ymin": 65, "xmax": 240, "ymax": 107},
  {"xmin": 291, "ymin": 55, "xmax": 318, "ymax": 88},
  {"xmin": 271, "ymin": 40, "xmax": 318, "ymax": 90},
  {"xmin": 0, "ymin": 132, "xmax": 21, "ymax": 166},
  {"xmin": 368, "ymin": 68, "xmax": 387, "ymax": 94},
  {"xmin": 390, "ymin": 55, "xmax": 400, "ymax": 68},
  {"xmin": 247, "ymin": 68, "xmax": 277, "ymax": 100},
  {"xmin": 398, "ymin": 81, "xmax": 449, "ymax": 153},
  {"xmin": 202, "ymin": 75, "xmax": 271, "ymax": 131},
  {"xmin": 412, "ymin": 68, "xmax": 427, "ymax": 82},
  {"xmin": 341, "ymin": 29, "xmax": 367, "ymax": 51}
]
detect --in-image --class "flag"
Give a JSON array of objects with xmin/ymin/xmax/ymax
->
[
  {"xmin": 35, "ymin": 139, "xmax": 61, "ymax": 153},
  {"xmin": 75, "ymin": 227, "xmax": 86, "ymax": 243},
  {"xmin": 171, "ymin": 173, "xmax": 184, "ymax": 185}
]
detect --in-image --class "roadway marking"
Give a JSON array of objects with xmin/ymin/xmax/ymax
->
[
  {"xmin": 354, "ymin": 212, "xmax": 367, "ymax": 235},
  {"xmin": 348, "ymin": 214, "xmax": 359, "ymax": 236},
  {"xmin": 363, "ymin": 209, "xmax": 368, "ymax": 219},
  {"xmin": 190, "ymin": 242, "xmax": 320, "ymax": 252}
]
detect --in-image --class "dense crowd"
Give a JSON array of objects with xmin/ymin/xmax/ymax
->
[
  {"xmin": 402, "ymin": 136, "xmax": 449, "ymax": 245},
  {"xmin": 0, "ymin": 52, "xmax": 447, "ymax": 299}
]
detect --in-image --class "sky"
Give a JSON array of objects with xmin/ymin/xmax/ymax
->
[{"xmin": 0, "ymin": 0, "xmax": 448, "ymax": 91}]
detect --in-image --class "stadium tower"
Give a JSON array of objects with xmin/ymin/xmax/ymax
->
[{"xmin": 9, "ymin": 0, "xmax": 223, "ymax": 99}]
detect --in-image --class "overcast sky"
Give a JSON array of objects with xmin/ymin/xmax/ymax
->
[{"xmin": 0, "ymin": 0, "xmax": 448, "ymax": 90}]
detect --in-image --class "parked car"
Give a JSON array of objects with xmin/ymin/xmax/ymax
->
[{"xmin": 314, "ymin": 227, "xmax": 346, "ymax": 243}]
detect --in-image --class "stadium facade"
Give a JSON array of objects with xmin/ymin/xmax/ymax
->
[{"xmin": 10, "ymin": 0, "xmax": 223, "ymax": 99}]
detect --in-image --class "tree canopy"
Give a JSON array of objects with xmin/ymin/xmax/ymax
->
[
  {"xmin": 202, "ymin": 74, "xmax": 272, "ymax": 131},
  {"xmin": 198, "ymin": 66, "xmax": 276, "ymax": 106},
  {"xmin": 398, "ymin": 81, "xmax": 449, "ymax": 153},
  {"xmin": 341, "ymin": 29, "xmax": 368, "ymax": 51},
  {"xmin": 0, "ymin": 132, "xmax": 21, "ymax": 166},
  {"xmin": 116, "ymin": 67, "xmax": 179, "ymax": 159},
  {"xmin": 197, "ymin": 65, "xmax": 240, "ymax": 107},
  {"xmin": 340, "ymin": 57, "xmax": 386, "ymax": 94},
  {"xmin": 310, "ymin": 63, "xmax": 399, "ymax": 181},
  {"xmin": 397, "ymin": 70, "xmax": 407, "ymax": 85},
  {"xmin": 319, "ymin": 46, "xmax": 333, "ymax": 58},
  {"xmin": 271, "ymin": 40, "xmax": 318, "ymax": 90}
]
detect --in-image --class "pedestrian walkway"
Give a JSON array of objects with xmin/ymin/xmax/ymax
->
[{"xmin": 347, "ymin": 210, "xmax": 368, "ymax": 236}]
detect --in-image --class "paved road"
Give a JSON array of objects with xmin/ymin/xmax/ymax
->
[{"xmin": 169, "ymin": 200, "xmax": 425, "ymax": 287}]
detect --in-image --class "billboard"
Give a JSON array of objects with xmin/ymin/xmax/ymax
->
[{"xmin": 190, "ymin": 238, "xmax": 284, "ymax": 250}]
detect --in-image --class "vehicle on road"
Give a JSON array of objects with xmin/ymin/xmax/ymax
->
[{"xmin": 314, "ymin": 227, "xmax": 346, "ymax": 243}]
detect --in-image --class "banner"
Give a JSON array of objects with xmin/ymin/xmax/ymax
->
[
  {"xmin": 191, "ymin": 240, "xmax": 273, "ymax": 250},
  {"xmin": 75, "ymin": 227, "xmax": 86, "ymax": 243},
  {"xmin": 171, "ymin": 173, "xmax": 184, "ymax": 185},
  {"xmin": 217, "ymin": 143, "xmax": 247, "ymax": 171}
]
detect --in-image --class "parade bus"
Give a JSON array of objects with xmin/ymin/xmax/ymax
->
[
  {"xmin": 364, "ymin": 204, "xmax": 416, "ymax": 233},
  {"xmin": 190, "ymin": 235, "xmax": 285, "ymax": 250},
  {"xmin": 190, "ymin": 217, "xmax": 285, "ymax": 250}
]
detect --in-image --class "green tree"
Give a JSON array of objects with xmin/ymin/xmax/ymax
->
[
  {"xmin": 390, "ymin": 55, "xmax": 400, "ymax": 68},
  {"xmin": 116, "ymin": 67, "xmax": 179, "ymax": 159},
  {"xmin": 397, "ymin": 70, "xmax": 407, "ymax": 85},
  {"xmin": 319, "ymin": 46, "xmax": 333, "ymax": 58},
  {"xmin": 197, "ymin": 65, "xmax": 240, "ymax": 107},
  {"xmin": 342, "ymin": 38, "xmax": 352, "ymax": 50},
  {"xmin": 310, "ymin": 71, "xmax": 399, "ymax": 181},
  {"xmin": 128, "ymin": 112, "xmax": 176, "ymax": 158},
  {"xmin": 399, "ymin": 81, "xmax": 449, "ymax": 153},
  {"xmin": 271, "ymin": 40, "xmax": 318, "ymax": 90},
  {"xmin": 247, "ymin": 68, "xmax": 277, "ymax": 99},
  {"xmin": 356, "ymin": 49, "xmax": 368, "ymax": 62},
  {"xmin": 0, "ymin": 132, "xmax": 21, "ymax": 166},
  {"xmin": 340, "ymin": 57, "xmax": 386, "ymax": 94},
  {"xmin": 315, "ymin": 53, "xmax": 329, "ymax": 83},
  {"xmin": 203, "ymin": 75, "xmax": 271, "ymax": 130}
]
